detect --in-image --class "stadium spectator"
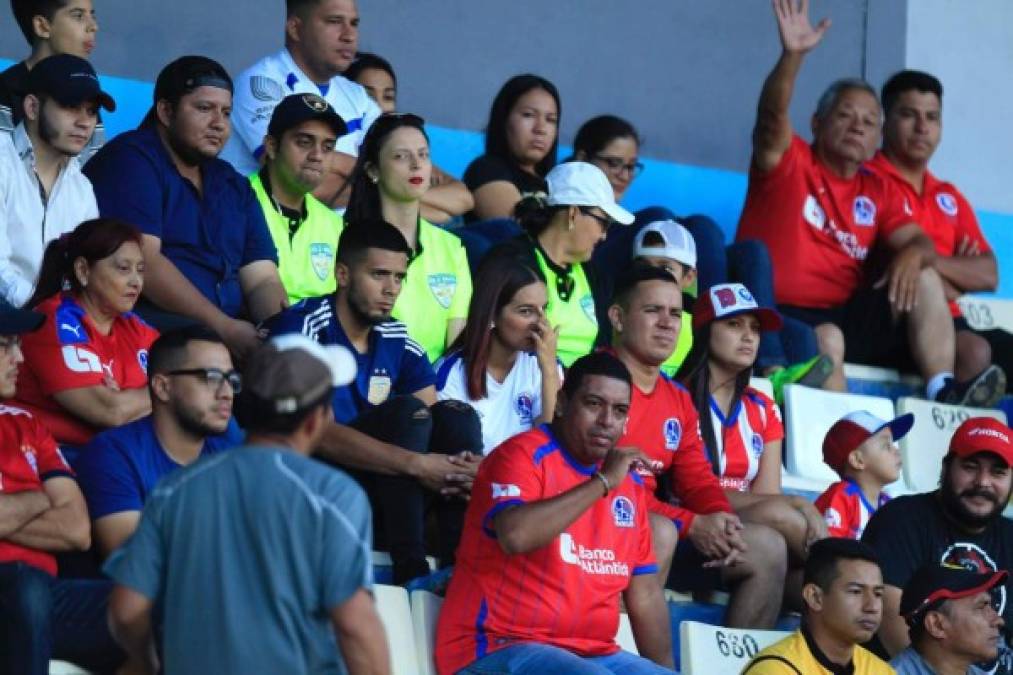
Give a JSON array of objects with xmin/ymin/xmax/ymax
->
[
  {"xmin": 815, "ymin": 411, "xmax": 913, "ymax": 540},
  {"xmin": 869, "ymin": 70, "xmax": 1013, "ymax": 392},
  {"xmin": 266, "ymin": 222, "xmax": 482, "ymax": 584},
  {"xmin": 488, "ymin": 161, "xmax": 634, "ymax": 366},
  {"xmin": 609, "ymin": 269, "xmax": 788, "ymax": 628},
  {"xmin": 0, "ymin": 53, "xmax": 112, "ymax": 307},
  {"xmin": 345, "ymin": 52, "xmax": 474, "ymax": 223},
  {"xmin": 862, "ymin": 417, "xmax": 1013, "ymax": 674},
  {"xmin": 0, "ymin": 300, "xmax": 123, "ymax": 675},
  {"xmin": 345, "ymin": 112, "xmax": 473, "ymax": 362},
  {"xmin": 742, "ymin": 538, "xmax": 893, "ymax": 674},
  {"xmin": 16, "ymin": 219, "xmax": 155, "ymax": 448},
  {"xmin": 435, "ymin": 351, "xmax": 675, "ymax": 674},
  {"xmin": 436, "ymin": 255, "xmax": 561, "ymax": 456},
  {"xmin": 221, "ymin": 0, "xmax": 381, "ymax": 208},
  {"xmin": 2, "ymin": 0, "xmax": 106, "ymax": 163},
  {"xmin": 75, "ymin": 326, "xmax": 243, "ymax": 559},
  {"xmin": 105, "ymin": 335, "xmax": 391, "ymax": 675},
  {"xmin": 892, "ymin": 564, "xmax": 1007, "ymax": 675},
  {"xmin": 736, "ymin": 0, "xmax": 1003, "ymax": 406},
  {"xmin": 253, "ymin": 93, "xmax": 346, "ymax": 304},
  {"xmin": 463, "ymin": 73, "xmax": 560, "ymax": 223},
  {"xmin": 85, "ymin": 56, "xmax": 287, "ymax": 361}
]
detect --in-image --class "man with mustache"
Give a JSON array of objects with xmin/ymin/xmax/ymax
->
[{"xmin": 863, "ymin": 417, "xmax": 1013, "ymax": 674}]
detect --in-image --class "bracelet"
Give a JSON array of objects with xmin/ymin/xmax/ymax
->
[{"xmin": 593, "ymin": 471, "xmax": 611, "ymax": 497}]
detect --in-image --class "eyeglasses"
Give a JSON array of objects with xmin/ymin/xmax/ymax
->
[
  {"xmin": 0, "ymin": 336, "xmax": 21, "ymax": 355},
  {"xmin": 165, "ymin": 368, "xmax": 243, "ymax": 393},
  {"xmin": 578, "ymin": 206, "xmax": 613, "ymax": 231},
  {"xmin": 593, "ymin": 154, "xmax": 645, "ymax": 178}
]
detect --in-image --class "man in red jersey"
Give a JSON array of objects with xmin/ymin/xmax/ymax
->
[
  {"xmin": 736, "ymin": 0, "xmax": 1002, "ymax": 407},
  {"xmin": 609, "ymin": 265, "xmax": 789, "ymax": 629},
  {"xmin": 868, "ymin": 69, "xmax": 1011, "ymax": 393},
  {"xmin": 435, "ymin": 351, "xmax": 674, "ymax": 674}
]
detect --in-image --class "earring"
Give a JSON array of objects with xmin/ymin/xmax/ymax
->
[
  {"xmin": 370, "ymin": 175, "xmax": 379, "ymax": 184},
  {"xmin": 567, "ymin": 221, "xmax": 575, "ymax": 231},
  {"xmin": 489, "ymin": 321, "xmax": 496, "ymax": 330}
]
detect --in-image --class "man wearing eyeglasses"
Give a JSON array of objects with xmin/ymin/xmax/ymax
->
[{"xmin": 75, "ymin": 325, "xmax": 244, "ymax": 558}]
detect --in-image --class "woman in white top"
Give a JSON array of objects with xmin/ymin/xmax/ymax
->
[{"xmin": 436, "ymin": 255, "xmax": 561, "ymax": 455}]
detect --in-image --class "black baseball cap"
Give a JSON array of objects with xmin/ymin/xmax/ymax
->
[
  {"xmin": 901, "ymin": 563, "xmax": 1007, "ymax": 626},
  {"xmin": 141, "ymin": 55, "xmax": 232, "ymax": 127},
  {"xmin": 26, "ymin": 54, "xmax": 115, "ymax": 111},
  {"xmin": 267, "ymin": 93, "xmax": 347, "ymax": 139},
  {"xmin": 0, "ymin": 298, "xmax": 45, "ymax": 335}
]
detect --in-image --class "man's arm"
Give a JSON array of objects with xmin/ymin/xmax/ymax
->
[
  {"xmin": 935, "ymin": 249, "xmax": 998, "ymax": 295},
  {"xmin": 878, "ymin": 584, "xmax": 909, "ymax": 656},
  {"xmin": 420, "ymin": 171, "xmax": 474, "ymax": 222},
  {"xmin": 238, "ymin": 259, "xmax": 288, "ymax": 322},
  {"xmin": 108, "ymin": 585, "xmax": 159, "ymax": 675},
  {"xmin": 52, "ymin": 386, "xmax": 150, "ymax": 430},
  {"xmin": 752, "ymin": 0, "xmax": 830, "ymax": 172},
  {"xmin": 878, "ymin": 223, "xmax": 937, "ymax": 313},
  {"xmin": 93, "ymin": 511, "xmax": 141, "ymax": 559},
  {"xmin": 623, "ymin": 572, "xmax": 675, "ymax": 668},
  {"xmin": 0, "ymin": 490, "xmax": 51, "ymax": 538},
  {"xmin": 313, "ymin": 152, "xmax": 358, "ymax": 209},
  {"xmin": 331, "ymin": 588, "xmax": 391, "ymax": 675},
  {"xmin": 7, "ymin": 476, "xmax": 90, "ymax": 552}
]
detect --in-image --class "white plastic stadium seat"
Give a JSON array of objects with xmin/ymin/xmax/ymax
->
[
  {"xmin": 749, "ymin": 377, "xmax": 774, "ymax": 400},
  {"xmin": 679, "ymin": 620, "xmax": 790, "ymax": 675},
  {"xmin": 957, "ymin": 296, "xmax": 1013, "ymax": 333},
  {"xmin": 896, "ymin": 397, "xmax": 1007, "ymax": 493},
  {"xmin": 48, "ymin": 663, "xmax": 92, "ymax": 674},
  {"xmin": 616, "ymin": 612, "xmax": 640, "ymax": 655},
  {"xmin": 374, "ymin": 584, "xmax": 420, "ymax": 675},
  {"xmin": 783, "ymin": 384, "xmax": 906, "ymax": 492},
  {"xmin": 410, "ymin": 589, "xmax": 443, "ymax": 675}
]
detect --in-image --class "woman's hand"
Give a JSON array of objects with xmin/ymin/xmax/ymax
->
[{"xmin": 531, "ymin": 319, "xmax": 559, "ymax": 373}]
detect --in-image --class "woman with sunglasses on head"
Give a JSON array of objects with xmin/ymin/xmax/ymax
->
[
  {"xmin": 487, "ymin": 161, "xmax": 634, "ymax": 367},
  {"xmin": 16, "ymin": 218, "xmax": 157, "ymax": 450},
  {"xmin": 346, "ymin": 53, "xmax": 474, "ymax": 224},
  {"xmin": 346, "ymin": 112, "xmax": 473, "ymax": 363},
  {"xmin": 436, "ymin": 256, "xmax": 562, "ymax": 456}
]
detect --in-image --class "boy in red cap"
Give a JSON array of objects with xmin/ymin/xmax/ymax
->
[{"xmin": 815, "ymin": 411, "xmax": 914, "ymax": 539}]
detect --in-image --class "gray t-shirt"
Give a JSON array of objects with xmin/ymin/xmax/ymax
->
[
  {"xmin": 892, "ymin": 646, "xmax": 988, "ymax": 675},
  {"xmin": 104, "ymin": 446, "xmax": 372, "ymax": 675}
]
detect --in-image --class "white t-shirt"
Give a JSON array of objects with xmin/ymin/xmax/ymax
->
[
  {"xmin": 436, "ymin": 350, "xmax": 561, "ymax": 456},
  {"xmin": 221, "ymin": 48, "xmax": 382, "ymax": 177}
]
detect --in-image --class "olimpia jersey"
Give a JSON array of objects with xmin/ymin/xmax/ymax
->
[
  {"xmin": 815, "ymin": 478, "xmax": 890, "ymax": 540},
  {"xmin": 705, "ymin": 387, "xmax": 784, "ymax": 492}
]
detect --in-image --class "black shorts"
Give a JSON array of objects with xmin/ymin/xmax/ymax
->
[
  {"xmin": 779, "ymin": 287, "xmax": 916, "ymax": 372},
  {"xmin": 667, "ymin": 539, "xmax": 727, "ymax": 593}
]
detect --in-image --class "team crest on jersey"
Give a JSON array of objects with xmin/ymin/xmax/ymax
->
[
  {"xmin": 427, "ymin": 273, "xmax": 457, "ymax": 309},
  {"xmin": 366, "ymin": 373, "xmax": 392, "ymax": 405},
  {"xmin": 580, "ymin": 294, "xmax": 597, "ymax": 324},
  {"xmin": 137, "ymin": 349, "xmax": 149, "ymax": 372},
  {"xmin": 664, "ymin": 418, "xmax": 682, "ymax": 450},
  {"xmin": 940, "ymin": 542, "xmax": 1007, "ymax": 615},
  {"xmin": 823, "ymin": 507, "xmax": 842, "ymax": 530},
  {"xmin": 803, "ymin": 195, "xmax": 826, "ymax": 229},
  {"xmin": 751, "ymin": 433, "xmax": 763, "ymax": 457},
  {"xmin": 612, "ymin": 496, "xmax": 635, "ymax": 528},
  {"xmin": 310, "ymin": 243, "xmax": 334, "ymax": 281},
  {"xmin": 853, "ymin": 196, "xmax": 876, "ymax": 226},
  {"xmin": 515, "ymin": 393, "xmax": 534, "ymax": 423},
  {"xmin": 21, "ymin": 445, "xmax": 38, "ymax": 477},
  {"xmin": 936, "ymin": 192, "xmax": 959, "ymax": 217}
]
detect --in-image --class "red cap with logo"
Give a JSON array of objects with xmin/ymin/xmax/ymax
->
[{"xmin": 949, "ymin": 417, "xmax": 1013, "ymax": 466}]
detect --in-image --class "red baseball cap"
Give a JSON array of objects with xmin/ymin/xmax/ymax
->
[
  {"xmin": 949, "ymin": 417, "xmax": 1013, "ymax": 466},
  {"xmin": 692, "ymin": 283, "xmax": 782, "ymax": 331},
  {"xmin": 823, "ymin": 411, "xmax": 914, "ymax": 475}
]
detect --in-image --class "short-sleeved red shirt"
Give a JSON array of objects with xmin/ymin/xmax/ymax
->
[
  {"xmin": 15, "ymin": 293, "xmax": 158, "ymax": 446},
  {"xmin": 705, "ymin": 388, "xmax": 784, "ymax": 493},
  {"xmin": 736, "ymin": 135, "xmax": 912, "ymax": 308},
  {"xmin": 617, "ymin": 373, "xmax": 732, "ymax": 534},
  {"xmin": 0, "ymin": 404, "xmax": 75, "ymax": 575},
  {"xmin": 815, "ymin": 478, "xmax": 890, "ymax": 540},
  {"xmin": 434, "ymin": 425, "xmax": 656, "ymax": 675},
  {"xmin": 866, "ymin": 152, "xmax": 991, "ymax": 316}
]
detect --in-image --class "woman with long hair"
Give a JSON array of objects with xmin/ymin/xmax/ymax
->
[
  {"xmin": 17, "ymin": 218, "xmax": 157, "ymax": 447},
  {"xmin": 436, "ymin": 256, "xmax": 560, "ymax": 456},
  {"xmin": 345, "ymin": 113, "xmax": 472, "ymax": 363}
]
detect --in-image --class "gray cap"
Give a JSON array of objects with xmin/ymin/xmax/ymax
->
[{"xmin": 244, "ymin": 334, "xmax": 356, "ymax": 415}]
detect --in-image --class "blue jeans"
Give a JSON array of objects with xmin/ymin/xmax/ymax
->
[
  {"xmin": 0, "ymin": 562, "xmax": 121, "ymax": 675},
  {"xmin": 458, "ymin": 643, "xmax": 677, "ymax": 674}
]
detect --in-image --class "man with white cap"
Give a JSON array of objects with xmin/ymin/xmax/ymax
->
[
  {"xmin": 105, "ymin": 335, "xmax": 391, "ymax": 675},
  {"xmin": 863, "ymin": 417, "xmax": 1013, "ymax": 674}
]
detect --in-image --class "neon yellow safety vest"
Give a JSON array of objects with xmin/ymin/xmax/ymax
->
[
  {"xmin": 660, "ymin": 309, "xmax": 694, "ymax": 377},
  {"xmin": 532, "ymin": 248, "xmax": 599, "ymax": 367},
  {"xmin": 251, "ymin": 173, "xmax": 343, "ymax": 304},
  {"xmin": 393, "ymin": 220, "xmax": 473, "ymax": 363}
]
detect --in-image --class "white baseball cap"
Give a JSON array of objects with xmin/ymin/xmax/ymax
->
[
  {"xmin": 632, "ymin": 219, "xmax": 697, "ymax": 268},
  {"xmin": 546, "ymin": 162, "xmax": 635, "ymax": 225}
]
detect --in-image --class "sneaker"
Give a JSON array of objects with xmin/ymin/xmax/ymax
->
[
  {"xmin": 768, "ymin": 354, "xmax": 835, "ymax": 405},
  {"xmin": 935, "ymin": 365, "xmax": 1007, "ymax": 408}
]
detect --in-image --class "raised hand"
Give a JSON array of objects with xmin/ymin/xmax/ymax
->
[{"xmin": 773, "ymin": 0, "xmax": 830, "ymax": 54}]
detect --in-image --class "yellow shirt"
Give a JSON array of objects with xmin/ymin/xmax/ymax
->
[{"xmin": 742, "ymin": 630, "xmax": 895, "ymax": 675}]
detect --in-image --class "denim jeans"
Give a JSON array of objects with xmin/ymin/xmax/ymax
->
[
  {"xmin": 458, "ymin": 642, "xmax": 677, "ymax": 674},
  {"xmin": 0, "ymin": 561, "xmax": 121, "ymax": 675}
]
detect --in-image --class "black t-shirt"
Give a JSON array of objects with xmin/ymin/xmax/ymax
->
[
  {"xmin": 0, "ymin": 61, "xmax": 29, "ymax": 134},
  {"xmin": 462, "ymin": 154, "xmax": 548, "ymax": 223},
  {"xmin": 862, "ymin": 491, "xmax": 1013, "ymax": 674}
]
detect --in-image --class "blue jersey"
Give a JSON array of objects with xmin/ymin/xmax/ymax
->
[
  {"xmin": 75, "ymin": 415, "xmax": 243, "ymax": 519},
  {"xmin": 266, "ymin": 297, "xmax": 435, "ymax": 424}
]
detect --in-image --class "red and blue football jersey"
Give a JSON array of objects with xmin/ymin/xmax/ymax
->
[
  {"xmin": 815, "ymin": 478, "xmax": 890, "ymax": 540},
  {"xmin": 706, "ymin": 388, "xmax": 784, "ymax": 492},
  {"xmin": 435, "ymin": 425, "xmax": 656, "ymax": 675}
]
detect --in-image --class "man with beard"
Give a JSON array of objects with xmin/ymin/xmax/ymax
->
[
  {"xmin": 0, "ymin": 54, "xmax": 113, "ymax": 307},
  {"xmin": 863, "ymin": 417, "xmax": 1013, "ymax": 674},
  {"xmin": 84, "ymin": 56, "xmax": 288, "ymax": 361},
  {"xmin": 266, "ymin": 222, "xmax": 482, "ymax": 585},
  {"xmin": 75, "ymin": 326, "xmax": 244, "ymax": 559}
]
